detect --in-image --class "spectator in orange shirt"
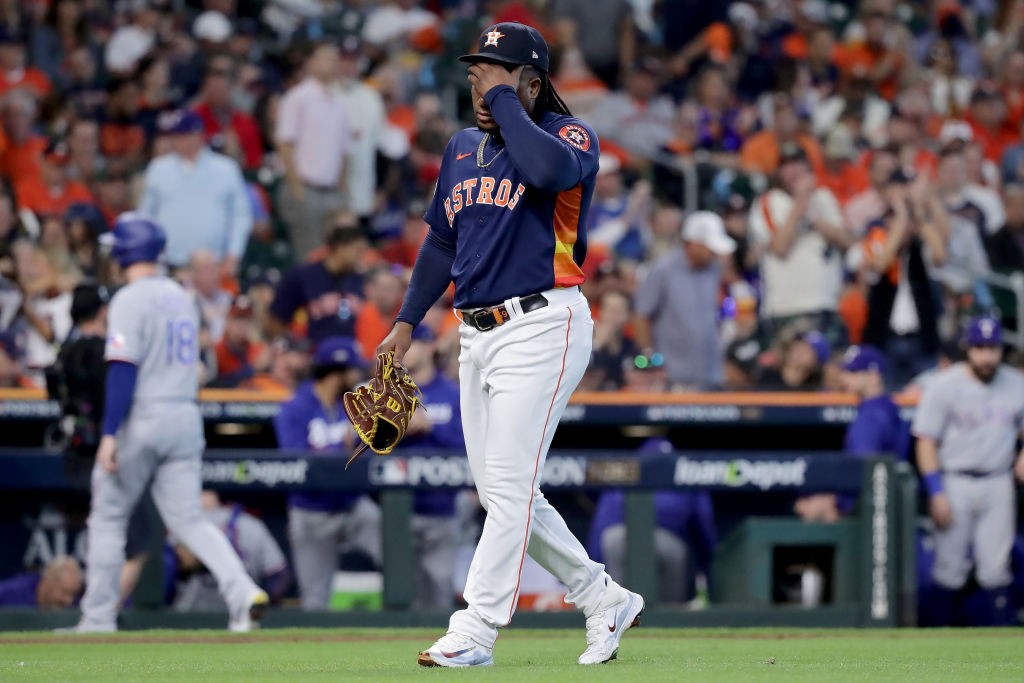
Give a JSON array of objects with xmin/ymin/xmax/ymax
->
[
  {"xmin": 355, "ymin": 266, "xmax": 405, "ymax": 361},
  {"xmin": 212, "ymin": 296, "xmax": 271, "ymax": 388},
  {"xmin": 14, "ymin": 143, "xmax": 93, "ymax": 217},
  {"xmin": 740, "ymin": 93, "xmax": 823, "ymax": 176},
  {"xmin": 380, "ymin": 208, "xmax": 427, "ymax": 269},
  {"xmin": 966, "ymin": 87, "xmax": 1018, "ymax": 164},
  {"xmin": 0, "ymin": 28, "xmax": 51, "ymax": 100},
  {"xmin": 0, "ymin": 91, "xmax": 45, "ymax": 184},
  {"xmin": 834, "ymin": 5, "xmax": 904, "ymax": 101},
  {"xmin": 240, "ymin": 336, "xmax": 311, "ymax": 393},
  {"xmin": 97, "ymin": 77, "xmax": 146, "ymax": 164},
  {"xmin": 1001, "ymin": 51, "xmax": 1024, "ymax": 129},
  {"xmin": 818, "ymin": 124, "xmax": 869, "ymax": 206}
]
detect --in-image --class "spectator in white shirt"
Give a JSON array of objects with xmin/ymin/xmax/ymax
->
[
  {"xmin": 276, "ymin": 41, "xmax": 351, "ymax": 259},
  {"xmin": 337, "ymin": 37, "xmax": 385, "ymax": 225},
  {"xmin": 749, "ymin": 143, "xmax": 854, "ymax": 345},
  {"xmin": 588, "ymin": 59, "xmax": 675, "ymax": 159}
]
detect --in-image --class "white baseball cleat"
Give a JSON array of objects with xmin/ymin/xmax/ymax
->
[
  {"xmin": 54, "ymin": 621, "xmax": 116, "ymax": 634},
  {"xmin": 228, "ymin": 588, "xmax": 269, "ymax": 632},
  {"xmin": 417, "ymin": 632, "xmax": 494, "ymax": 668},
  {"xmin": 578, "ymin": 587, "xmax": 644, "ymax": 665}
]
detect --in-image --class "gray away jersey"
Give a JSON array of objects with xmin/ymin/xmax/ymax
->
[
  {"xmin": 911, "ymin": 363, "xmax": 1024, "ymax": 473},
  {"xmin": 105, "ymin": 276, "xmax": 200, "ymax": 404}
]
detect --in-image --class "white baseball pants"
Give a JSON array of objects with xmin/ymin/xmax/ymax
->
[{"xmin": 448, "ymin": 287, "xmax": 613, "ymax": 647}]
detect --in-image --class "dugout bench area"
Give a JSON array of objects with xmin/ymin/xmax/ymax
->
[{"xmin": 0, "ymin": 447, "xmax": 916, "ymax": 630}]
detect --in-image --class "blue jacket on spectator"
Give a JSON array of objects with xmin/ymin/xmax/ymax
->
[{"xmin": 139, "ymin": 147, "xmax": 253, "ymax": 267}]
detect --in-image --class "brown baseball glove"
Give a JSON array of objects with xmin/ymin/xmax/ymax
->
[{"xmin": 342, "ymin": 351, "xmax": 423, "ymax": 469}]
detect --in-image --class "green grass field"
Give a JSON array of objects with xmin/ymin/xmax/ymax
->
[{"xmin": 1, "ymin": 628, "xmax": 1022, "ymax": 682}]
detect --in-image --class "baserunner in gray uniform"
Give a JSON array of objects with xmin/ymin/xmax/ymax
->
[
  {"xmin": 71, "ymin": 214, "xmax": 267, "ymax": 632},
  {"xmin": 912, "ymin": 315, "xmax": 1024, "ymax": 626}
]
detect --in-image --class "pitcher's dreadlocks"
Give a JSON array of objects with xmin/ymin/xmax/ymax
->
[{"xmin": 520, "ymin": 65, "xmax": 572, "ymax": 121}]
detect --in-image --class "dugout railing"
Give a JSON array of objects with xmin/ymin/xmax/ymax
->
[{"xmin": 0, "ymin": 449, "xmax": 916, "ymax": 630}]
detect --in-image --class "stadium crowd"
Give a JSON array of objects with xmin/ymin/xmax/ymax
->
[
  {"xmin": 0, "ymin": 0, "xmax": 1021, "ymax": 395},
  {"xmin": 0, "ymin": 0, "xmax": 1020, "ymax": 626}
]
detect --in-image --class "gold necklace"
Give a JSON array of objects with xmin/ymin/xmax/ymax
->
[{"xmin": 476, "ymin": 133, "xmax": 504, "ymax": 168}]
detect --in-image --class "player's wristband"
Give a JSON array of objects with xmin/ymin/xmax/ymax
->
[{"xmin": 922, "ymin": 472, "xmax": 944, "ymax": 498}]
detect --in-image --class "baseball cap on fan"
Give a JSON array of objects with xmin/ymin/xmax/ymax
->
[
  {"xmin": 459, "ymin": 22, "xmax": 549, "ymax": 72},
  {"xmin": 682, "ymin": 211, "xmax": 736, "ymax": 255}
]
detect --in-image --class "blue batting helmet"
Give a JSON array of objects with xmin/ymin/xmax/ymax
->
[{"xmin": 100, "ymin": 213, "xmax": 166, "ymax": 268}]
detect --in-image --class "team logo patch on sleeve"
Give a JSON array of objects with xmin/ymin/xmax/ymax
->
[{"xmin": 559, "ymin": 124, "xmax": 591, "ymax": 151}]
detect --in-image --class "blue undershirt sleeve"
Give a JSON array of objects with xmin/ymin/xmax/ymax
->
[
  {"xmin": 102, "ymin": 361, "xmax": 138, "ymax": 436},
  {"xmin": 395, "ymin": 230, "xmax": 456, "ymax": 326},
  {"xmin": 484, "ymin": 85, "xmax": 585, "ymax": 191}
]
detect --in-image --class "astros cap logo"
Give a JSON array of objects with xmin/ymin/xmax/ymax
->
[{"xmin": 484, "ymin": 30, "xmax": 504, "ymax": 47}]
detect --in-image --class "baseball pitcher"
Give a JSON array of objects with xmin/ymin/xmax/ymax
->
[{"xmin": 377, "ymin": 22, "xmax": 643, "ymax": 668}]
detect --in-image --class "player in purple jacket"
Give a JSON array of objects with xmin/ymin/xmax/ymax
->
[
  {"xmin": 273, "ymin": 336, "xmax": 380, "ymax": 610},
  {"xmin": 377, "ymin": 22, "xmax": 642, "ymax": 667},
  {"xmin": 402, "ymin": 325, "xmax": 465, "ymax": 607},
  {"xmin": 587, "ymin": 439, "xmax": 716, "ymax": 604}
]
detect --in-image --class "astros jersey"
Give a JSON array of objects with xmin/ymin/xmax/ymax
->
[
  {"xmin": 104, "ymin": 276, "xmax": 200, "ymax": 403},
  {"xmin": 424, "ymin": 112, "xmax": 600, "ymax": 308},
  {"xmin": 911, "ymin": 363, "xmax": 1024, "ymax": 473}
]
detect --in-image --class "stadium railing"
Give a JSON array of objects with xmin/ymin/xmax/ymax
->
[{"xmin": 0, "ymin": 389, "xmax": 918, "ymax": 426}]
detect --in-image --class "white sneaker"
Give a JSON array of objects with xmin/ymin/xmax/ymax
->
[
  {"xmin": 578, "ymin": 588, "xmax": 644, "ymax": 665},
  {"xmin": 418, "ymin": 632, "xmax": 494, "ymax": 668},
  {"xmin": 228, "ymin": 588, "xmax": 269, "ymax": 632},
  {"xmin": 54, "ymin": 621, "xmax": 116, "ymax": 634}
]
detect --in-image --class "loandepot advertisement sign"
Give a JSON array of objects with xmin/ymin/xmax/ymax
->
[
  {"xmin": 673, "ymin": 457, "xmax": 808, "ymax": 491},
  {"xmin": 202, "ymin": 459, "xmax": 310, "ymax": 487}
]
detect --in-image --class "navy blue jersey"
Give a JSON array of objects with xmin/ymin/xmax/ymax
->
[
  {"xmin": 420, "ymin": 86, "xmax": 600, "ymax": 309},
  {"xmin": 274, "ymin": 380, "xmax": 360, "ymax": 512},
  {"xmin": 403, "ymin": 373, "xmax": 464, "ymax": 517},
  {"xmin": 269, "ymin": 262, "xmax": 363, "ymax": 341}
]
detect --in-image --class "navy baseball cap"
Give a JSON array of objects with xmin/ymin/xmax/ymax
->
[
  {"xmin": 798, "ymin": 330, "xmax": 831, "ymax": 365},
  {"xmin": 313, "ymin": 337, "xmax": 368, "ymax": 370},
  {"xmin": 966, "ymin": 316, "xmax": 1003, "ymax": 346},
  {"xmin": 842, "ymin": 345, "xmax": 886, "ymax": 373},
  {"xmin": 459, "ymin": 22, "xmax": 550, "ymax": 73},
  {"xmin": 158, "ymin": 109, "xmax": 204, "ymax": 135},
  {"xmin": 71, "ymin": 284, "xmax": 111, "ymax": 324}
]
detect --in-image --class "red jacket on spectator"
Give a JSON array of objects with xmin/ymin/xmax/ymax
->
[
  {"xmin": 195, "ymin": 101, "xmax": 264, "ymax": 170},
  {"xmin": 0, "ymin": 67, "xmax": 51, "ymax": 99},
  {"xmin": 14, "ymin": 178, "xmax": 93, "ymax": 216},
  {"xmin": 966, "ymin": 113, "xmax": 1019, "ymax": 163},
  {"xmin": 0, "ymin": 135, "xmax": 45, "ymax": 184}
]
